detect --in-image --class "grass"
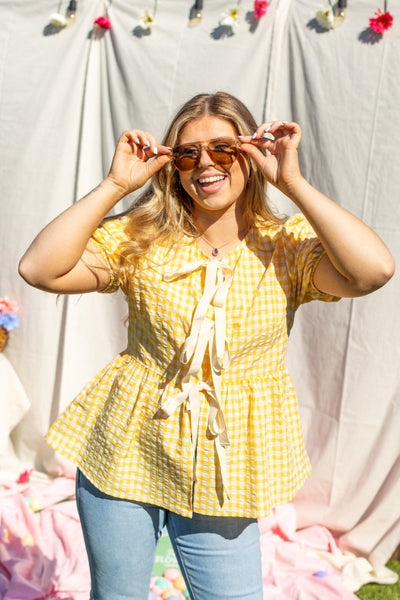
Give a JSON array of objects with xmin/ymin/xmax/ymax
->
[{"xmin": 355, "ymin": 561, "xmax": 400, "ymax": 599}]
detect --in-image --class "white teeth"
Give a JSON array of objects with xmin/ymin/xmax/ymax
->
[{"xmin": 198, "ymin": 175, "xmax": 225, "ymax": 184}]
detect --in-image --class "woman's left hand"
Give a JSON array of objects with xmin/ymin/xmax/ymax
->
[{"xmin": 239, "ymin": 121, "xmax": 303, "ymax": 195}]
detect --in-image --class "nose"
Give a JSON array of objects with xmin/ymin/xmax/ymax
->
[{"xmin": 197, "ymin": 145, "xmax": 215, "ymax": 168}]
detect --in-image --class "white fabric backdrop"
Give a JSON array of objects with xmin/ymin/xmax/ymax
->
[{"xmin": 1, "ymin": 0, "xmax": 399, "ymax": 567}]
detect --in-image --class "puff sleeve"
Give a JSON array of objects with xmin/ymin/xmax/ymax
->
[
  {"xmin": 280, "ymin": 213, "xmax": 341, "ymax": 308},
  {"xmin": 90, "ymin": 216, "xmax": 130, "ymax": 294}
]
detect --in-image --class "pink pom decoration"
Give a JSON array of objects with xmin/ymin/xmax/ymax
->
[
  {"xmin": 94, "ymin": 15, "xmax": 111, "ymax": 29},
  {"xmin": 254, "ymin": 0, "xmax": 268, "ymax": 19}
]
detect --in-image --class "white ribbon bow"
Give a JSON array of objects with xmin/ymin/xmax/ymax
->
[{"xmin": 158, "ymin": 257, "xmax": 234, "ymax": 499}]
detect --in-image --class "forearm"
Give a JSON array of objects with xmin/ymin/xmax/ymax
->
[
  {"xmin": 285, "ymin": 177, "xmax": 395, "ymax": 294},
  {"xmin": 19, "ymin": 177, "xmax": 124, "ymax": 287},
  {"xmin": 242, "ymin": 119, "xmax": 394, "ymax": 295}
]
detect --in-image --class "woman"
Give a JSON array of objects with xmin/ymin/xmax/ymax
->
[{"xmin": 19, "ymin": 92, "xmax": 394, "ymax": 600}]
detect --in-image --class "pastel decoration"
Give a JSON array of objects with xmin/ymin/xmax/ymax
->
[
  {"xmin": 163, "ymin": 568, "xmax": 181, "ymax": 581},
  {"xmin": 313, "ymin": 570, "xmax": 329, "ymax": 578},
  {"xmin": 0, "ymin": 526, "xmax": 10, "ymax": 542},
  {"xmin": 150, "ymin": 585, "xmax": 165, "ymax": 596},
  {"xmin": 173, "ymin": 575, "xmax": 186, "ymax": 591},
  {"xmin": 17, "ymin": 468, "xmax": 33, "ymax": 484},
  {"xmin": 30, "ymin": 496, "xmax": 43, "ymax": 512},
  {"xmin": 22, "ymin": 534, "xmax": 35, "ymax": 546},
  {"xmin": 155, "ymin": 578, "xmax": 170, "ymax": 589}
]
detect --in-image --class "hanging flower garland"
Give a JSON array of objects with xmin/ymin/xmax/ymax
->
[
  {"xmin": 47, "ymin": 0, "xmax": 78, "ymax": 29},
  {"xmin": 315, "ymin": 3, "xmax": 335, "ymax": 29},
  {"xmin": 138, "ymin": 0, "xmax": 158, "ymax": 33},
  {"xmin": 188, "ymin": 0, "xmax": 204, "ymax": 27},
  {"xmin": 49, "ymin": 12, "xmax": 68, "ymax": 28},
  {"xmin": 218, "ymin": 0, "xmax": 270, "ymax": 34},
  {"xmin": 46, "ymin": 0, "xmax": 273, "ymax": 37},
  {"xmin": 315, "ymin": 0, "xmax": 348, "ymax": 29},
  {"xmin": 192, "ymin": 0, "xmax": 268, "ymax": 31},
  {"xmin": 369, "ymin": 1, "xmax": 393, "ymax": 33},
  {"xmin": 92, "ymin": 0, "xmax": 113, "ymax": 37},
  {"xmin": 66, "ymin": 0, "xmax": 77, "ymax": 23},
  {"xmin": 219, "ymin": 7, "xmax": 241, "ymax": 32},
  {"xmin": 48, "ymin": 0, "xmax": 68, "ymax": 29},
  {"xmin": 42, "ymin": 0, "xmax": 394, "ymax": 41},
  {"xmin": 139, "ymin": 10, "xmax": 155, "ymax": 31},
  {"xmin": 94, "ymin": 15, "xmax": 112, "ymax": 29},
  {"xmin": 254, "ymin": 0, "xmax": 268, "ymax": 19}
]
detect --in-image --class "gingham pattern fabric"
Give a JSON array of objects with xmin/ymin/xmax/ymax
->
[{"xmin": 46, "ymin": 213, "xmax": 340, "ymax": 518}]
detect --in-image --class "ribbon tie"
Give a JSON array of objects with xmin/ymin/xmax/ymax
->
[{"xmin": 158, "ymin": 257, "xmax": 234, "ymax": 499}]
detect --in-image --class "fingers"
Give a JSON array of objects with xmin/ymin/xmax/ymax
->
[
  {"xmin": 146, "ymin": 153, "xmax": 173, "ymax": 178},
  {"xmin": 109, "ymin": 129, "xmax": 173, "ymax": 193},
  {"xmin": 119, "ymin": 129, "xmax": 172, "ymax": 158},
  {"xmin": 238, "ymin": 120, "xmax": 302, "ymax": 148},
  {"xmin": 121, "ymin": 129, "xmax": 173, "ymax": 178},
  {"xmin": 254, "ymin": 120, "xmax": 299, "ymax": 140}
]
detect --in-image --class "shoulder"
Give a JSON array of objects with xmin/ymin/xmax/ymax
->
[
  {"xmin": 253, "ymin": 213, "xmax": 313, "ymax": 240},
  {"xmin": 281, "ymin": 213, "xmax": 317, "ymax": 240},
  {"xmin": 253, "ymin": 213, "xmax": 317, "ymax": 245},
  {"xmin": 91, "ymin": 214, "xmax": 130, "ymax": 249},
  {"xmin": 97, "ymin": 214, "xmax": 131, "ymax": 237}
]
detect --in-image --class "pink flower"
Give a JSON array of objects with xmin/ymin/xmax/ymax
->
[
  {"xmin": 369, "ymin": 9, "xmax": 393, "ymax": 33},
  {"xmin": 17, "ymin": 469, "xmax": 33, "ymax": 484},
  {"xmin": 254, "ymin": 0, "xmax": 268, "ymax": 19},
  {"xmin": 94, "ymin": 15, "xmax": 111, "ymax": 29},
  {"xmin": 0, "ymin": 297, "xmax": 19, "ymax": 315}
]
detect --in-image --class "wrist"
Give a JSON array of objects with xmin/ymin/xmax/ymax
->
[
  {"xmin": 280, "ymin": 175, "xmax": 309, "ymax": 202},
  {"xmin": 102, "ymin": 176, "xmax": 129, "ymax": 202}
]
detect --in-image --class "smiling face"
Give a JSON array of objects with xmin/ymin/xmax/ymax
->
[{"xmin": 177, "ymin": 116, "xmax": 250, "ymax": 222}]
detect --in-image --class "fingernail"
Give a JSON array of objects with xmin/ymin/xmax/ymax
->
[
  {"xmin": 136, "ymin": 138, "xmax": 140, "ymax": 144},
  {"xmin": 252, "ymin": 132, "xmax": 257, "ymax": 139},
  {"xmin": 142, "ymin": 145, "xmax": 150, "ymax": 151},
  {"xmin": 153, "ymin": 147, "xmax": 158, "ymax": 154},
  {"xmin": 265, "ymin": 126, "xmax": 271, "ymax": 133}
]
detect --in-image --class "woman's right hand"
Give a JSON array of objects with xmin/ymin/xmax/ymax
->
[{"xmin": 106, "ymin": 129, "xmax": 173, "ymax": 196}]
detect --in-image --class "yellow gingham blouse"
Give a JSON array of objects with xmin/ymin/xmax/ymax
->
[{"xmin": 47, "ymin": 213, "xmax": 340, "ymax": 518}]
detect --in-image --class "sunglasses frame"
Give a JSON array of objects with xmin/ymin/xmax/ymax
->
[{"xmin": 169, "ymin": 137, "xmax": 241, "ymax": 172}]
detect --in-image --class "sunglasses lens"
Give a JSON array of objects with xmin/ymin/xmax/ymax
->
[
  {"xmin": 208, "ymin": 140, "xmax": 237, "ymax": 167},
  {"xmin": 176, "ymin": 156, "xmax": 198, "ymax": 171},
  {"xmin": 172, "ymin": 139, "xmax": 238, "ymax": 171}
]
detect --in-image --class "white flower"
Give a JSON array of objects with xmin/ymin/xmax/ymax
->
[
  {"xmin": 219, "ymin": 8, "xmax": 240, "ymax": 31},
  {"xmin": 139, "ymin": 9, "xmax": 155, "ymax": 30},
  {"xmin": 316, "ymin": 7, "xmax": 335, "ymax": 29},
  {"xmin": 49, "ymin": 12, "xmax": 68, "ymax": 27}
]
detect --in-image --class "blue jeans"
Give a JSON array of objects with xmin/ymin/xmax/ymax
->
[{"xmin": 76, "ymin": 470, "xmax": 263, "ymax": 600}]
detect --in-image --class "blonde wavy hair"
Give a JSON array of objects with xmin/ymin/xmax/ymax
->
[{"xmin": 119, "ymin": 91, "xmax": 284, "ymax": 265}]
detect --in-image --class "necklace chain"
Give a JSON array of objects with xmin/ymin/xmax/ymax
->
[{"xmin": 199, "ymin": 229, "xmax": 247, "ymax": 257}]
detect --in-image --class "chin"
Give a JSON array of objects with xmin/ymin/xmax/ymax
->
[{"xmin": 195, "ymin": 197, "xmax": 237, "ymax": 212}]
